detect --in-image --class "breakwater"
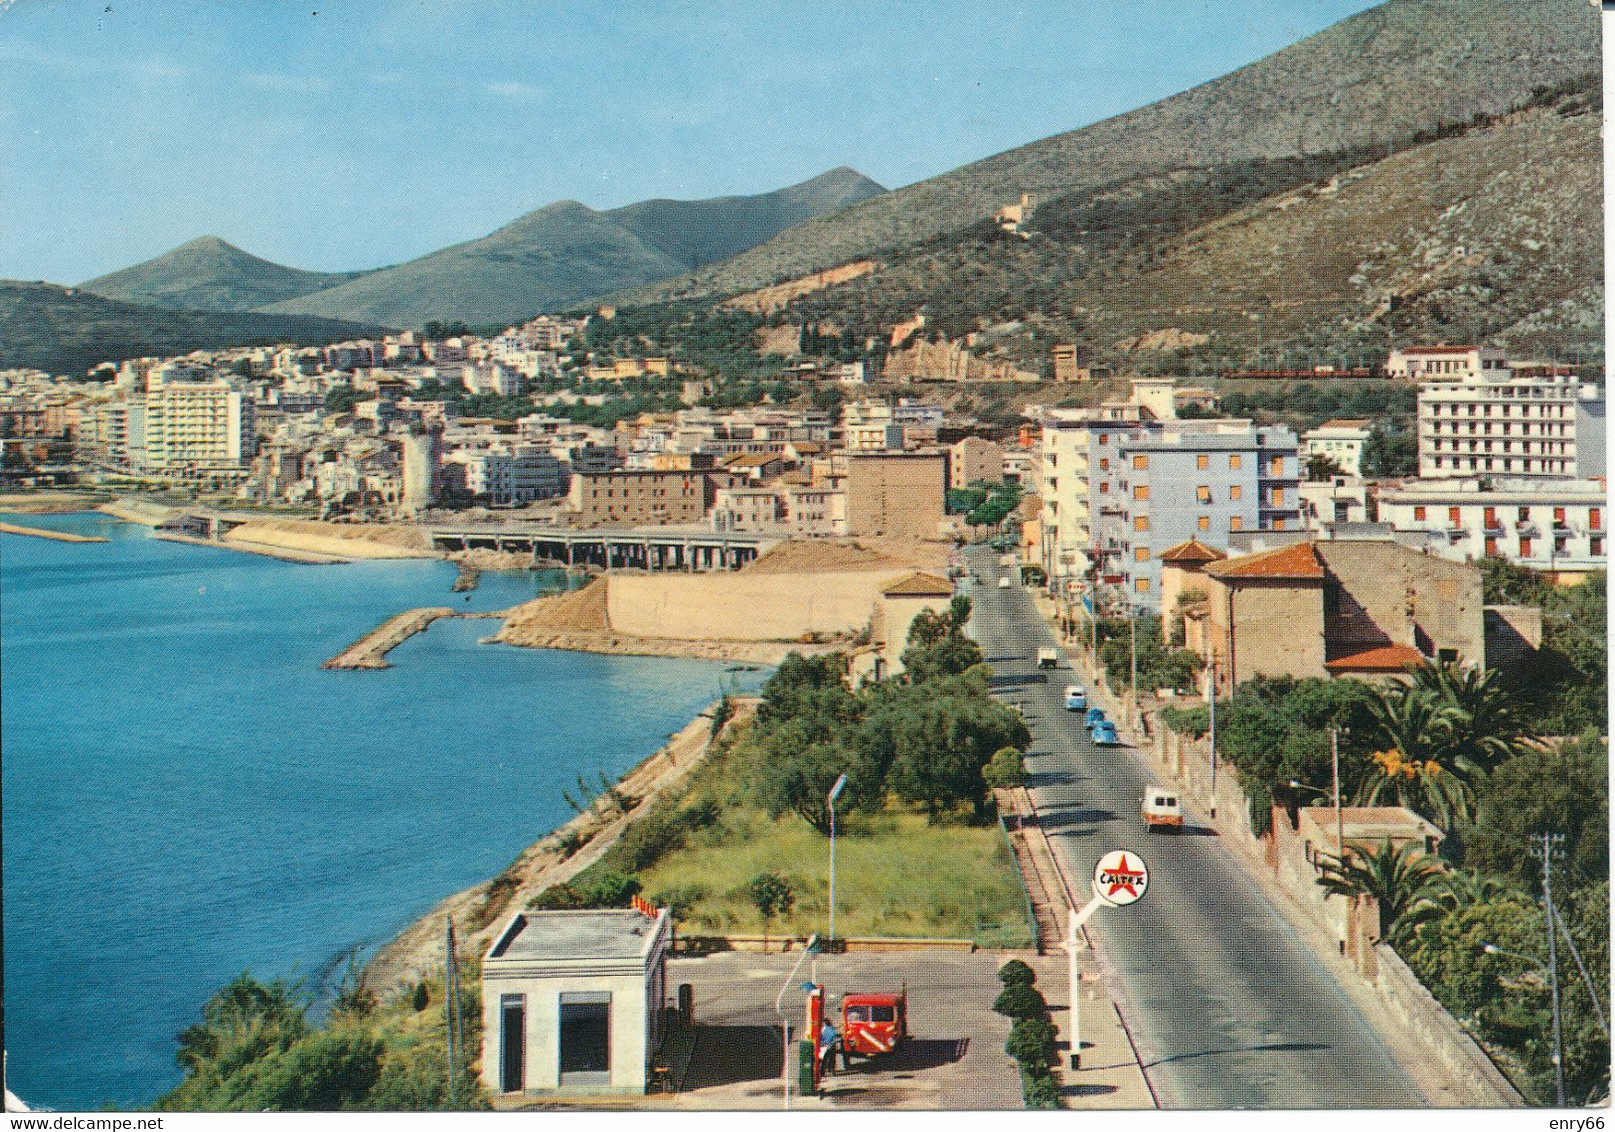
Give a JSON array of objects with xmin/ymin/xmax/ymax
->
[
  {"xmin": 322, "ymin": 607, "xmax": 460, "ymax": 669},
  {"xmin": 0, "ymin": 520, "xmax": 108, "ymax": 543}
]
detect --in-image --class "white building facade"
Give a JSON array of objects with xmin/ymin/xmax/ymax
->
[{"xmin": 1377, "ymin": 477, "xmax": 1607, "ymax": 575}]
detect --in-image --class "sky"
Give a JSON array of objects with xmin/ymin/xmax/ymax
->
[{"xmin": 1, "ymin": 0, "xmax": 1383, "ymax": 285}]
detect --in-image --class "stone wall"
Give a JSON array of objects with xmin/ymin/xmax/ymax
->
[{"xmin": 1373, "ymin": 944, "xmax": 1525, "ymax": 1107}]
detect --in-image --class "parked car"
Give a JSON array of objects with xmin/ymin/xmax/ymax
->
[
  {"xmin": 1036, "ymin": 648, "xmax": 1060, "ymax": 669},
  {"xmin": 1084, "ymin": 706, "xmax": 1108, "ymax": 730},
  {"xmin": 998, "ymin": 576, "xmax": 1011, "ymax": 589},
  {"xmin": 1064, "ymin": 685, "xmax": 1086, "ymax": 711},
  {"xmin": 1092, "ymin": 722, "xmax": 1121, "ymax": 746}
]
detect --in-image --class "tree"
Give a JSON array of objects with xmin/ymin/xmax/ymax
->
[
  {"xmin": 1005, "ymin": 1015, "xmax": 1058, "ymax": 1067},
  {"xmin": 997, "ymin": 959, "xmax": 1036, "ymax": 987},
  {"xmin": 175, "ymin": 973, "xmax": 310, "ymax": 1078},
  {"xmin": 749, "ymin": 872, "xmax": 796, "ymax": 951},
  {"xmin": 983, "ymin": 746, "xmax": 1027, "ymax": 790},
  {"xmin": 1461, "ymin": 733, "xmax": 1608, "ymax": 891},
  {"xmin": 1362, "ymin": 425, "xmax": 1417, "ymax": 477},
  {"xmin": 885, "ymin": 672, "xmax": 1029, "ymax": 820},
  {"xmin": 901, "ymin": 607, "xmax": 984, "ymax": 684},
  {"xmin": 1315, "ymin": 839, "xmax": 1445, "ymax": 944},
  {"xmin": 1357, "ymin": 683, "xmax": 1473, "ymax": 827},
  {"xmin": 992, "ymin": 983, "xmax": 1047, "ymax": 1020},
  {"xmin": 1306, "ymin": 452, "xmax": 1345, "ymax": 481}
]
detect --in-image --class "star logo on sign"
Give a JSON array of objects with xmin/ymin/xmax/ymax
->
[{"xmin": 1100, "ymin": 854, "xmax": 1145, "ymax": 899}]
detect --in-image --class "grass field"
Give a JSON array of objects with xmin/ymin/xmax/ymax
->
[{"xmin": 604, "ymin": 799, "xmax": 1031, "ymax": 943}]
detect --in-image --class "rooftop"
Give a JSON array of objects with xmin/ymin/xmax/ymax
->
[
  {"xmin": 487, "ymin": 909, "xmax": 666, "ymax": 964},
  {"xmin": 1298, "ymin": 805, "xmax": 1445, "ymax": 843},
  {"xmin": 1158, "ymin": 537, "xmax": 1228, "ymax": 565},
  {"xmin": 882, "ymin": 571, "xmax": 954, "ymax": 598},
  {"xmin": 1204, "ymin": 541, "xmax": 1324, "ymax": 581},
  {"xmin": 1323, "ymin": 643, "xmax": 1428, "ymax": 673}
]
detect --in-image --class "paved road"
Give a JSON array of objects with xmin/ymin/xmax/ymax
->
[{"xmin": 963, "ymin": 549, "xmax": 1423, "ymax": 1108}]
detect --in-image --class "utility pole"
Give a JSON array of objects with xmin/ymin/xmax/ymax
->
[
  {"xmin": 1534, "ymin": 833, "xmax": 1567, "ymax": 1107},
  {"xmin": 1332, "ymin": 729, "xmax": 1344, "ymax": 863},
  {"xmin": 445, "ymin": 916, "xmax": 460, "ymax": 1108},
  {"xmin": 1206, "ymin": 658, "xmax": 1218, "ymax": 819}
]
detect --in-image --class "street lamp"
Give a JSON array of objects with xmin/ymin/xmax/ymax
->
[
  {"xmin": 1480, "ymin": 942, "xmax": 1565, "ymax": 1106},
  {"xmin": 776, "ymin": 933, "xmax": 821, "ymax": 1111},
  {"xmin": 827, "ymin": 773, "xmax": 848, "ymax": 956}
]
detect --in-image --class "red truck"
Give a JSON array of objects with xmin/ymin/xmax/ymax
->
[{"xmin": 840, "ymin": 991, "xmax": 908, "ymax": 1061}]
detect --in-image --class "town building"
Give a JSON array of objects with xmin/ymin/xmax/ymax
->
[
  {"xmin": 874, "ymin": 571, "xmax": 955, "ymax": 681},
  {"xmin": 949, "ymin": 435, "xmax": 1003, "ymax": 490},
  {"xmin": 481, "ymin": 908, "xmax": 671, "ymax": 1096},
  {"xmin": 1302, "ymin": 419, "xmax": 1372, "ymax": 478},
  {"xmin": 844, "ymin": 451, "xmax": 946, "ymax": 540},
  {"xmin": 451, "ymin": 446, "xmax": 566, "ymax": 506},
  {"xmin": 570, "ymin": 469, "xmax": 724, "ymax": 527},
  {"xmin": 1183, "ymin": 536, "xmax": 1485, "ymax": 695},
  {"xmin": 1039, "ymin": 386, "xmax": 1301, "ymax": 611},
  {"xmin": 1386, "ymin": 345, "xmax": 1509, "ymax": 382},
  {"xmin": 1376, "ymin": 477, "xmax": 1606, "ymax": 577},
  {"xmin": 1416, "ymin": 366, "xmax": 1604, "ymax": 480},
  {"xmin": 143, "ymin": 373, "xmax": 255, "ymax": 475}
]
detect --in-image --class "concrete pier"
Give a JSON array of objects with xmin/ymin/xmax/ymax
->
[
  {"xmin": 322, "ymin": 607, "xmax": 458, "ymax": 670},
  {"xmin": 0, "ymin": 521, "xmax": 108, "ymax": 543}
]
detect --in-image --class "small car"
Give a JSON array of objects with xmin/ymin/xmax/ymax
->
[
  {"xmin": 1064, "ymin": 685, "xmax": 1087, "ymax": 711},
  {"xmin": 1084, "ymin": 706, "xmax": 1108, "ymax": 730},
  {"xmin": 997, "ymin": 576, "xmax": 1011, "ymax": 589},
  {"xmin": 1092, "ymin": 722, "xmax": 1121, "ymax": 746},
  {"xmin": 1142, "ymin": 786, "xmax": 1184, "ymax": 831}
]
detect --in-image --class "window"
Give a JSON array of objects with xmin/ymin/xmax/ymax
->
[
  {"xmin": 1271, "ymin": 488, "xmax": 1285, "ymax": 506},
  {"xmin": 1099, "ymin": 482, "xmax": 1109, "ymax": 494},
  {"xmin": 1135, "ymin": 578, "xmax": 1150, "ymax": 593},
  {"xmin": 559, "ymin": 994, "xmax": 612, "ymax": 1084},
  {"xmin": 1135, "ymin": 546, "xmax": 1150, "ymax": 562},
  {"xmin": 1519, "ymin": 506, "xmax": 1530, "ymax": 523},
  {"xmin": 1099, "ymin": 458, "xmax": 1110, "ymax": 471},
  {"xmin": 1229, "ymin": 484, "xmax": 1243, "ymax": 501},
  {"xmin": 1229, "ymin": 516, "xmax": 1244, "ymax": 531},
  {"xmin": 1519, "ymin": 538, "xmax": 1532, "ymax": 558},
  {"xmin": 1413, "ymin": 506, "xmax": 1427, "ymax": 521},
  {"xmin": 1270, "ymin": 457, "xmax": 1284, "ymax": 475},
  {"xmin": 1198, "ymin": 515, "xmax": 1211, "ymax": 531},
  {"xmin": 1098, "ymin": 434, "xmax": 1109, "ymax": 445},
  {"xmin": 1273, "ymin": 518, "xmax": 1287, "ymax": 531},
  {"xmin": 1133, "ymin": 454, "xmax": 1149, "ymax": 470},
  {"xmin": 1448, "ymin": 506, "xmax": 1461, "ymax": 526},
  {"xmin": 1196, "ymin": 454, "xmax": 1209, "ymax": 470},
  {"xmin": 1228, "ymin": 454, "xmax": 1242, "ymax": 470},
  {"xmin": 1133, "ymin": 485, "xmax": 1149, "ymax": 501},
  {"xmin": 1592, "ymin": 508, "xmax": 1603, "ymax": 531},
  {"xmin": 1134, "ymin": 516, "xmax": 1150, "ymax": 532}
]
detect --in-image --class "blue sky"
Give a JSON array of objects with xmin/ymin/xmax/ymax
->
[{"xmin": 1, "ymin": 1, "xmax": 1381, "ymax": 284}]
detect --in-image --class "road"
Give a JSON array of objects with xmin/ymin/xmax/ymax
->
[{"xmin": 963, "ymin": 548, "xmax": 1424, "ymax": 1108}]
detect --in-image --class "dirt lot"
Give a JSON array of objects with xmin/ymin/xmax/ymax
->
[{"xmin": 649, "ymin": 950, "xmax": 1027, "ymax": 1110}]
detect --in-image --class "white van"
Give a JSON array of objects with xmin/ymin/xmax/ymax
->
[{"xmin": 1141, "ymin": 787, "xmax": 1184, "ymax": 832}]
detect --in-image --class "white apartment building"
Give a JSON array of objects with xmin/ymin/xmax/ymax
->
[
  {"xmin": 842, "ymin": 400, "xmax": 901, "ymax": 451},
  {"xmin": 1302, "ymin": 418, "xmax": 1372, "ymax": 478},
  {"xmin": 143, "ymin": 374, "xmax": 255, "ymax": 473},
  {"xmin": 1377, "ymin": 478, "xmax": 1606, "ymax": 575},
  {"xmin": 1417, "ymin": 369, "xmax": 1604, "ymax": 480},
  {"xmin": 1387, "ymin": 345, "xmax": 1509, "ymax": 381},
  {"xmin": 461, "ymin": 363, "xmax": 521, "ymax": 398},
  {"xmin": 452, "ymin": 446, "xmax": 566, "ymax": 505}
]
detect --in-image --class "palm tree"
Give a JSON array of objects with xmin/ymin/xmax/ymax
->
[
  {"xmin": 1357, "ymin": 685, "xmax": 1476, "ymax": 826},
  {"xmin": 1405, "ymin": 661, "xmax": 1522, "ymax": 774},
  {"xmin": 1431, "ymin": 868, "xmax": 1522, "ymax": 913},
  {"xmin": 1315, "ymin": 839, "xmax": 1445, "ymax": 944}
]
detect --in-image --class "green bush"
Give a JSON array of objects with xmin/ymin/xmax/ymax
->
[
  {"xmin": 997, "ymin": 958, "xmax": 1036, "ymax": 987},
  {"xmin": 1021, "ymin": 1067, "xmax": 1062, "ymax": 1108},
  {"xmin": 983, "ymin": 746, "xmax": 1027, "ymax": 790},
  {"xmin": 1005, "ymin": 1015, "xmax": 1058, "ymax": 1067},
  {"xmin": 992, "ymin": 983, "xmax": 1047, "ymax": 1020},
  {"xmin": 410, "ymin": 982, "xmax": 429, "ymax": 1013}
]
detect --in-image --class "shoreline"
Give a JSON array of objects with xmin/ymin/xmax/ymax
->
[
  {"xmin": 483, "ymin": 628, "xmax": 843, "ymax": 665},
  {"xmin": 0, "ymin": 520, "xmax": 109, "ymax": 543},
  {"xmin": 363, "ymin": 697, "xmax": 753, "ymax": 993}
]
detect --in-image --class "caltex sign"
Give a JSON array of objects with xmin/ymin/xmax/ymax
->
[{"xmin": 1092, "ymin": 850, "xmax": 1149, "ymax": 906}]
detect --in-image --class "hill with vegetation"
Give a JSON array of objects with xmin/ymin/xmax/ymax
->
[
  {"xmin": 767, "ymin": 82, "xmax": 1601, "ymax": 377},
  {"xmin": 254, "ymin": 168, "xmax": 886, "ymax": 329},
  {"xmin": 0, "ymin": 281, "xmax": 387, "ymax": 377},
  {"xmin": 79, "ymin": 236, "xmax": 371, "ymax": 313},
  {"xmin": 619, "ymin": 0, "xmax": 1598, "ymax": 307}
]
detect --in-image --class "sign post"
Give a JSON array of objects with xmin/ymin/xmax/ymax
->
[{"xmin": 1067, "ymin": 850, "xmax": 1149, "ymax": 1069}]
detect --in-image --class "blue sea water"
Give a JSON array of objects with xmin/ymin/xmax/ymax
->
[{"xmin": 0, "ymin": 512, "xmax": 759, "ymax": 1110}]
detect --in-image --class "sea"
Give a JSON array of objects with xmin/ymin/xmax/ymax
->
[{"xmin": 0, "ymin": 511, "xmax": 762, "ymax": 1110}]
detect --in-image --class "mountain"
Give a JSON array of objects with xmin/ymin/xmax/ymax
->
[
  {"xmin": 0, "ymin": 282, "xmax": 388, "ymax": 377},
  {"xmin": 254, "ymin": 168, "xmax": 887, "ymax": 328},
  {"xmin": 80, "ymin": 236, "xmax": 371, "ymax": 313},
  {"xmin": 618, "ymin": 0, "xmax": 1598, "ymax": 305},
  {"xmin": 611, "ymin": 167, "xmax": 888, "ymax": 271}
]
